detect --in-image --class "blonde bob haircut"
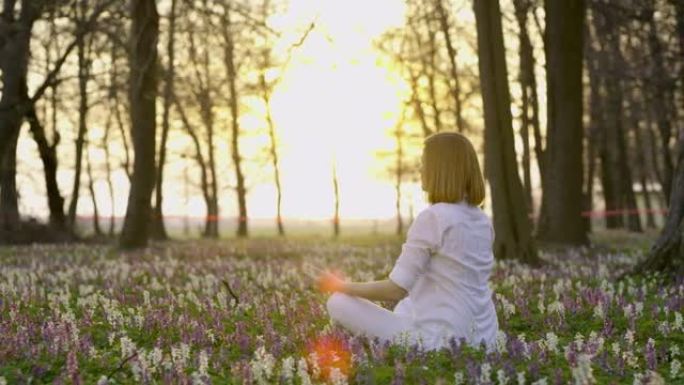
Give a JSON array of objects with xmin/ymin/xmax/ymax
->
[{"xmin": 421, "ymin": 132, "xmax": 485, "ymax": 207}]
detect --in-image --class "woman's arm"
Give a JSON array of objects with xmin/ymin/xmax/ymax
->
[
  {"xmin": 341, "ymin": 279, "xmax": 408, "ymax": 302},
  {"xmin": 317, "ymin": 270, "xmax": 408, "ymax": 302}
]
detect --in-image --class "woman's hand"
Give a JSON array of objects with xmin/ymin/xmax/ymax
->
[{"xmin": 316, "ymin": 270, "xmax": 346, "ymax": 293}]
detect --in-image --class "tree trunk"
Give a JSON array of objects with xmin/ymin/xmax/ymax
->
[
  {"xmin": 221, "ymin": 5, "xmax": 248, "ymax": 238},
  {"xmin": 394, "ymin": 116, "xmax": 405, "ymax": 236},
  {"xmin": 110, "ymin": 40, "xmax": 132, "ymax": 181},
  {"xmin": 619, "ymin": 81, "xmax": 642, "ymax": 233},
  {"xmin": 512, "ymin": 0, "xmax": 537, "ymax": 216},
  {"xmin": 26, "ymin": 104, "xmax": 66, "ymax": 229},
  {"xmin": 591, "ymin": 7, "xmax": 625, "ymax": 229},
  {"xmin": 332, "ymin": 161, "xmax": 340, "ymax": 238},
  {"xmin": 151, "ymin": 0, "xmax": 176, "ymax": 240},
  {"xmin": 67, "ymin": 25, "xmax": 90, "ymax": 229},
  {"xmin": 633, "ymin": 139, "xmax": 684, "ymax": 278},
  {"xmin": 473, "ymin": 0, "xmax": 539, "ymax": 263},
  {"xmin": 119, "ymin": 0, "xmax": 159, "ymax": 249},
  {"xmin": 537, "ymin": 0, "xmax": 587, "ymax": 245},
  {"xmin": 85, "ymin": 142, "xmax": 101, "ymax": 236},
  {"xmin": 646, "ymin": 7, "xmax": 675, "ymax": 202},
  {"xmin": 0, "ymin": 1, "xmax": 40, "ymax": 230},
  {"xmin": 102, "ymin": 113, "xmax": 116, "ymax": 235},
  {"xmin": 434, "ymin": 0, "xmax": 465, "ymax": 132},
  {"xmin": 172, "ymin": 93, "xmax": 214, "ymax": 239},
  {"xmin": 408, "ymin": 68, "xmax": 433, "ymax": 138},
  {"xmin": 259, "ymin": 69, "xmax": 286, "ymax": 236},
  {"xmin": 0, "ymin": 130, "xmax": 20, "ymax": 231}
]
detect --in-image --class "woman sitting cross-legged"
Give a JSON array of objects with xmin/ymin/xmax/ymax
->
[{"xmin": 316, "ymin": 132, "xmax": 499, "ymax": 352}]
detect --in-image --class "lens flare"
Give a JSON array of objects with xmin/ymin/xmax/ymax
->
[{"xmin": 306, "ymin": 334, "xmax": 352, "ymax": 382}]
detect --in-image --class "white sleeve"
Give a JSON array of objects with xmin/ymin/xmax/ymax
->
[{"xmin": 388, "ymin": 209, "xmax": 441, "ymax": 292}]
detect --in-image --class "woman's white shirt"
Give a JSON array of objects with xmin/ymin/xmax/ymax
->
[{"xmin": 388, "ymin": 201, "xmax": 499, "ymax": 350}]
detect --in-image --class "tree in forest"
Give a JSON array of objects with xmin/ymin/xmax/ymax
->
[
  {"xmin": 220, "ymin": 2, "xmax": 249, "ymax": 238},
  {"xmin": 511, "ymin": 0, "xmax": 543, "ymax": 215},
  {"xmin": 633, "ymin": 138, "xmax": 684, "ymax": 277},
  {"xmin": 376, "ymin": 0, "xmax": 478, "ymax": 137},
  {"xmin": 253, "ymin": 10, "xmax": 315, "ymax": 237},
  {"xmin": 332, "ymin": 160, "xmax": 341, "ymax": 238},
  {"xmin": 473, "ymin": 0, "xmax": 539, "ymax": 263},
  {"xmin": 1, "ymin": 0, "xmax": 112, "ymax": 239},
  {"xmin": 67, "ymin": 1, "xmax": 96, "ymax": 229},
  {"xmin": 119, "ymin": 0, "xmax": 159, "ymax": 249},
  {"xmin": 151, "ymin": 0, "xmax": 177, "ymax": 240},
  {"xmin": 177, "ymin": 4, "xmax": 221, "ymax": 239},
  {"xmin": 0, "ymin": 0, "xmax": 45, "ymax": 233},
  {"xmin": 536, "ymin": 0, "xmax": 588, "ymax": 245}
]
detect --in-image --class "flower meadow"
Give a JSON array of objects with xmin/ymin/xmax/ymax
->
[{"xmin": 0, "ymin": 239, "xmax": 682, "ymax": 384}]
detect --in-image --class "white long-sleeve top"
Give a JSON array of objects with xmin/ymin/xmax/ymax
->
[{"xmin": 389, "ymin": 201, "xmax": 499, "ymax": 351}]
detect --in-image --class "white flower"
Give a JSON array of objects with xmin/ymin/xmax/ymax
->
[
  {"xmin": 548, "ymin": 301, "xmax": 565, "ymax": 317},
  {"xmin": 671, "ymin": 359, "xmax": 681, "ymax": 379},
  {"xmin": 545, "ymin": 332, "xmax": 559, "ymax": 354},
  {"xmin": 674, "ymin": 312, "xmax": 683, "ymax": 331},
  {"xmin": 625, "ymin": 330, "xmax": 635, "ymax": 346},
  {"xmin": 517, "ymin": 371, "xmax": 526, "ymax": 385},
  {"xmin": 280, "ymin": 356, "xmax": 295, "ymax": 384},
  {"xmin": 531, "ymin": 378, "xmax": 548, "ymax": 385},
  {"xmin": 454, "ymin": 371, "xmax": 465, "ymax": 385},
  {"xmin": 496, "ymin": 369, "xmax": 508, "ymax": 385},
  {"xmin": 0, "ymin": 377, "xmax": 7, "ymax": 385},
  {"xmin": 537, "ymin": 299, "xmax": 545, "ymax": 315},
  {"xmin": 571, "ymin": 354, "xmax": 595, "ymax": 385},
  {"xmin": 635, "ymin": 302, "xmax": 644, "ymax": 317},
  {"xmin": 611, "ymin": 342, "xmax": 620, "ymax": 356},
  {"xmin": 496, "ymin": 331, "xmax": 508, "ymax": 354},
  {"xmin": 329, "ymin": 367, "xmax": 348, "ymax": 385},
  {"xmin": 250, "ymin": 345, "xmax": 276, "ymax": 385},
  {"xmin": 297, "ymin": 357, "xmax": 312, "ymax": 385},
  {"xmin": 574, "ymin": 333, "xmax": 584, "ymax": 351},
  {"xmin": 120, "ymin": 336, "xmax": 136, "ymax": 359},
  {"xmin": 480, "ymin": 363, "xmax": 492, "ymax": 383},
  {"xmin": 593, "ymin": 303, "xmax": 604, "ymax": 319},
  {"xmin": 96, "ymin": 375, "xmax": 108, "ymax": 385},
  {"xmin": 198, "ymin": 350, "xmax": 209, "ymax": 377}
]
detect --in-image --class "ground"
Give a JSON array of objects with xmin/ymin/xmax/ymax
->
[{"xmin": 0, "ymin": 230, "xmax": 682, "ymax": 384}]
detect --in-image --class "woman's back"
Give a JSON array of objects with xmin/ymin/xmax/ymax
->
[{"xmin": 390, "ymin": 202, "xmax": 498, "ymax": 350}]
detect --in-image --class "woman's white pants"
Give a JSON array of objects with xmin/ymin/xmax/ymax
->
[{"xmin": 325, "ymin": 292, "xmax": 420, "ymax": 345}]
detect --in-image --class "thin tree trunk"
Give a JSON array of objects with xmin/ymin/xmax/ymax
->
[
  {"xmin": 618, "ymin": 82, "xmax": 642, "ymax": 233},
  {"xmin": 395, "ymin": 121, "xmax": 404, "ymax": 236},
  {"xmin": 172, "ymin": 93, "xmax": 213, "ymax": 237},
  {"xmin": 151, "ymin": 0, "xmax": 177, "ymax": 240},
  {"xmin": 259, "ymin": 68, "xmax": 285, "ymax": 236},
  {"xmin": 473, "ymin": 0, "xmax": 539, "ymax": 263},
  {"xmin": 408, "ymin": 67, "xmax": 432, "ymax": 138},
  {"xmin": 85, "ymin": 141, "xmax": 101, "ymax": 236},
  {"xmin": 434, "ymin": 0, "xmax": 465, "ymax": 132},
  {"xmin": 68, "ymin": 20, "xmax": 91, "ymax": 229},
  {"xmin": 221, "ymin": 4, "xmax": 248, "ymax": 238},
  {"xmin": 119, "ymin": 0, "xmax": 159, "ymax": 249},
  {"xmin": 513, "ymin": 0, "xmax": 535, "ymax": 215},
  {"xmin": 332, "ymin": 161, "xmax": 340, "ymax": 238},
  {"xmin": 102, "ymin": 113, "xmax": 116, "ymax": 235},
  {"xmin": 537, "ymin": 0, "xmax": 587, "ymax": 245},
  {"xmin": 591, "ymin": 8, "xmax": 624, "ymax": 229},
  {"xmin": 646, "ymin": 6, "xmax": 675, "ymax": 202},
  {"xmin": 110, "ymin": 41, "xmax": 132, "ymax": 181}
]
